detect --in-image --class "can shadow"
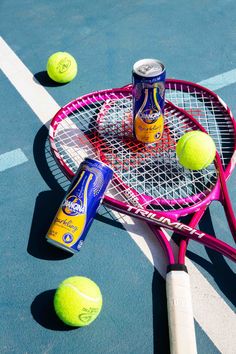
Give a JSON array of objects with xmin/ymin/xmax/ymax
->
[
  {"xmin": 27, "ymin": 125, "xmax": 72, "ymax": 260},
  {"xmin": 27, "ymin": 190, "xmax": 73, "ymax": 260},
  {"xmin": 30, "ymin": 125, "xmax": 126, "ymax": 259},
  {"xmin": 31, "ymin": 289, "xmax": 78, "ymax": 331}
]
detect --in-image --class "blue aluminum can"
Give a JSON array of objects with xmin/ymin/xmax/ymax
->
[
  {"xmin": 132, "ymin": 59, "xmax": 166, "ymax": 143},
  {"xmin": 46, "ymin": 158, "xmax": 113, "ymax": 253}
]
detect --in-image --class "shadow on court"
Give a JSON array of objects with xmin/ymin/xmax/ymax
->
[
  {"xmin": 34, "ymin": 71, "xmax": 68, "ymax": 88},
  {"xmin": 187, "ymin": 209, "xmax": 236, "ymax": 307},
  {"xmin": 170, "ymin": 210, "xmax": 236, "ymax": 307},
  {"xmin": 27, "ymin": 125, "xmax": 72, "ymax": 260},
  {"xmin": 152, "ymin": 269, "xmax": 170, "ymax": 354},
  {"xmin": 31, "ymin": 289, "xmax": 77, "ymax": 331},
  {"xmin": 28, "ymin": 125, "xmax": 124, "ymax": 260},
  {"xmin": 30, "ymin": 125, "xmax": 235, "ymax": 349},
  {"xmin": 27, "ymin": 190, "xmax": 73, "ymax": 260}
]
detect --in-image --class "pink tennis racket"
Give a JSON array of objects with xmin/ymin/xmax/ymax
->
[
  {"xmin": 164, "ymin": 79, "xmax": 236, "ymax": 265},
  {"xmin": 49, "ymin": 84, "xmax": 236, "ymax": 354}
]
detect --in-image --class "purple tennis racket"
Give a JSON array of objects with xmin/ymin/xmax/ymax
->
[{"xmin": 49, "ymin": 84, "xmax": 236, "ymax": 354}]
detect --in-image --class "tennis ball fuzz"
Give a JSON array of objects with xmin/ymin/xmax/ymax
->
[
  {"xmin": 46, "ymin": 52, "xmax": 77, "ymax": 83},
  {"xmin": 176, "ymin": 131, "xmax": 216, "ymax": 170},
  {"xmin": 54, "ymin": 276, "xmax": 103, "ymax": 327}
]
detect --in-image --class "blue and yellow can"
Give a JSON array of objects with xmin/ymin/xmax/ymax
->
[
  {"xmin": 46, "ymin": 158, "xmax": 113, "ymax": 253},
  {"xmin": 132, "ymin": 58, "xmax": 166, "ymax": 143}
]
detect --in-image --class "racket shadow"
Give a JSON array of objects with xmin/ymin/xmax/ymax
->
[
  {"xmin": 152, "ymin": 268, "xmax": 170, "ymax": 354},
  {"xmin": 186, "ymin": 209, "xmax": 236, "ymax": 307},
  {"xmin": 29, "ymin": 125, "xmax": 125, "ymax": 259}
]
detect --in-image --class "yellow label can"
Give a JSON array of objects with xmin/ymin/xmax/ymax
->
[
  {"xmin": 132, "ymin": 59, "xmax": 166, "ymax": 143},
  {"xmin": 46, "ymin": 158, "xmax": 113, "ymax": 253}
]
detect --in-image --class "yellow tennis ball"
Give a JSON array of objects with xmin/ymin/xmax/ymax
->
[
  {"xmin": 46, "ymin": 52, "xmax": 77, "ymax": 83},
  {"xmin": 54, "ymin": 276, "xmax": 103, "ymax": 327},
  {"xmin": 176, "ymin": 131, "xmax": 216, "ymax": 170}
]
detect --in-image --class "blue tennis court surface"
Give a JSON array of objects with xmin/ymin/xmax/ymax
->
[{"xmin": 0, "ymin": 1, "xmax": 236, "ymax": 353}]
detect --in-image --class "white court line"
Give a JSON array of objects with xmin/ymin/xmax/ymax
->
[
  {"xmin": 1, "ymin": 36, "xmax": 235, "ymax": 354},
  {"xmin": 0, "ymin": 148, "xmax": 28, "ymax": 172},
  {"xmin": 198, "ymin": 69, "xmax": 236, "ymax": 90},
  {"xmin": 0, "ymin": 38, "xmax": 59, "ymax": 125}
]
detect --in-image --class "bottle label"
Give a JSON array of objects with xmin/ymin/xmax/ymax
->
[
  {"xmin": 134, "ymin": 87, "xmax": 164, "ymax": 143},
  {"xmin": 47, "ymin": 171, "xmax": 92, "ymax": 248}
]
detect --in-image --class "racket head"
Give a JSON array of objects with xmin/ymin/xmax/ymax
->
[
  {"xmin": 123, "ymin": 80, "xmax": 236, "ymax": 180},
  {"xmin": 49, "ymin": 87, "xmax": 220, "ymax": 219},
  {"xmin": 165, "ymin": 78, "xmax": 236, "ymax": 179}
]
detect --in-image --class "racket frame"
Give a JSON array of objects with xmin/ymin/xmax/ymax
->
[{"xmin": 49, "ymin": 82, "xmax": 236, "ymax": 354}]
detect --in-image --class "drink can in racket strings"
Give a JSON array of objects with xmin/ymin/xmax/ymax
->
[
  {"xmin": 132, "ymin": 58, "xmax": 166, "ymax": 143},
  {"xmin": 46, "ymin": 158, "xmax": 113, "ymax": 253}
]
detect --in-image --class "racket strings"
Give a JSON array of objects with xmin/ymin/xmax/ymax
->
[
  {"xmin": 165, "ymin": 83, "xmax": 235, "ymax": 170},
  {"xmin": 52, "ymin": 91, "xmax": 219, "ymax": 212},
  {"xmin": 108, "ymin": 159, "xmax": 215, "ymax": 211},
  {"xmin": 96, "ymin": 134, "xmax": 215, "ymax": 201},
  {"xmin": 95, "ymin": 132, "xmax": 213, "ymax": 203},
  {"xmin": 45, "ymin": 136, "xmax": 70, "ymax": 191},
  {"xmin": 52, "ymin": 93, "xmax": 134, "ymax": 173}
]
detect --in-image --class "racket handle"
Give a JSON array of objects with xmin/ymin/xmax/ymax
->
[{"xmin": 166, "ymin": 265, "xmax": 197, "ymax": 354}]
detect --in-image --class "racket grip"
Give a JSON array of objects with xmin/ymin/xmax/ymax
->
[{"xmin": 166, "ymin": 265, "xmax": 197, "ymax": 354}]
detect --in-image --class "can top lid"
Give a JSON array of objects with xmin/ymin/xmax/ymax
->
[{"xmin": 133, "ymin": 59, "xmax": 164, "ymax": 77}]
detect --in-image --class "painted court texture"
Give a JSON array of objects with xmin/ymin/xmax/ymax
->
[{"xmin": 0, "ymin": 1, "xmax": 236, "ymax": 353}]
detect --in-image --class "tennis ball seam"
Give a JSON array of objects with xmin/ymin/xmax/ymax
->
[
  {"xmin": 63, "ymin": 283, "xmax": 101, "ymax": 302},
  {"xmin": 46, "ymin": 52, "xmax": 77, "ymax": 83},
  {"xmin": 177, "ymin": 131, "xmax": 216, "ymax": 170},
  {"xmin": 177, "ymin": 132, "xmax": 199, "ymax": 161},
  {"xmin": 202, "ymin": 154, "xmax": 214, "ymax": 168}
]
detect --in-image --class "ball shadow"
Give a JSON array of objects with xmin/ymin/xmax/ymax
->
[
  {"xmin": 34, "ymin": 71, "xmax": 68, "ymax": 87},
  {"xmin": 31, "ymin": 289, "xmax": 78, "ymax": 331}
]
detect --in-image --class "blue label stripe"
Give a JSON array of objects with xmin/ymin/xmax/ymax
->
[{"xmin": 0, "ymin": 148, "xmax": 28, "ymax": 172}]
